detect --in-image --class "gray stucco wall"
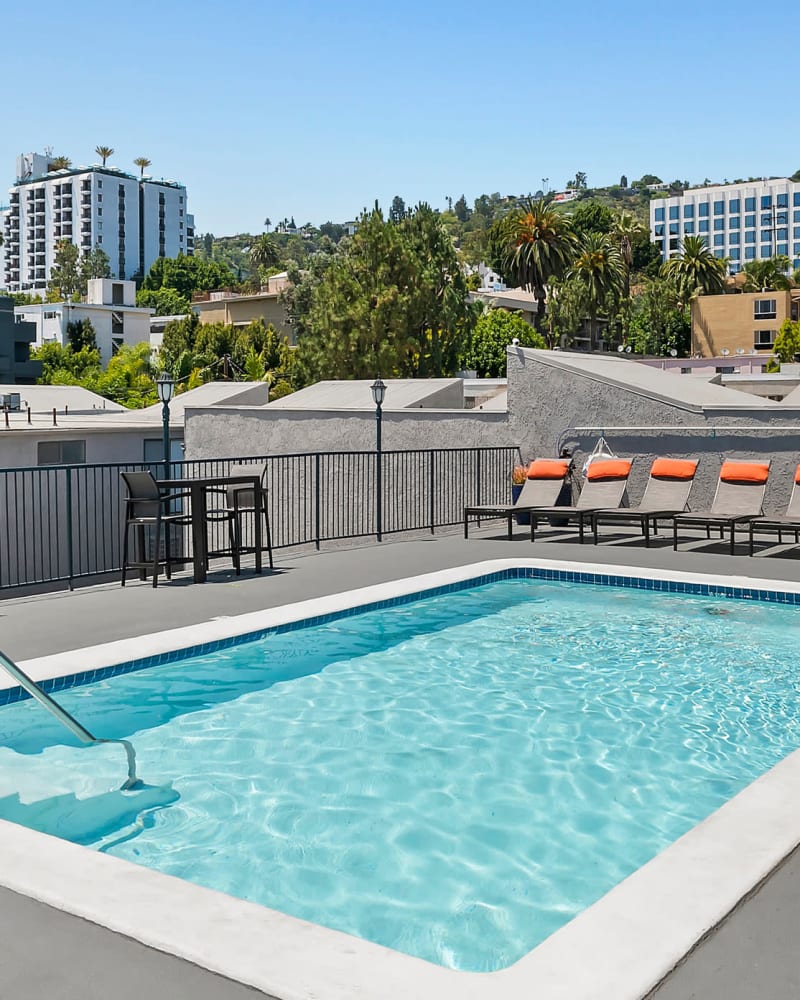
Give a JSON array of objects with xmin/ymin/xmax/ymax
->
[
  {"xmin": 506, "ymin": 350, "xmax": 800, "ymax": 513},
  {"xmin": 185, "ymin": 407, "xmax": 511, "ymax": 458}
]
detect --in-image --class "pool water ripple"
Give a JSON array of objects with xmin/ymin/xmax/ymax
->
[{"xmin": 1, "ymin": 579, "xmax": 800, "ymax": 971}]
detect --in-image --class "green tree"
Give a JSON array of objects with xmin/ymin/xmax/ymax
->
[
  {"xmin": 95, "ymin": 145, "xmax": 114, "ymax": 166},
  {"xmin": 142, "ymin": 255, "xmax": 235, "ymax": 299},
  {"xmin": 134, "ymin": 156, "xmax": 151, "ymax": 178},
  {"xmin": 741, "ymin": 256, "xmax": 793, "ymax": 292},
  {"xmin": 66, "ymin": 318, "xmax": 97, "ymax": 352},
  {"xmin": 495, "ymin": 198, "xmax": 576, "ymax": 335},
  {"xmin": 48, "ymin": 155, "xmax": 72, "ymax": 171},
  {"xmin": 627, "ymin": 277, "xmax": 691, "ymax": 356},
  {"xmin": 389, "ymin": 196, "xmax": 406, "ymax": 223},
  {"xmin": 462, "ymin": 309, "xmax": 545, "ymax": 377},
  {"xmin": 136, "ymin": 287, "xmax": 191, "ymax": 316},
  {"xmin": 660, "ymin": 235, "xmax": 727, "ymax": 301},
  {"xmin": 80, "ymin": 245, "xmax": 111, "ymax": 292},
  {"xmin": 610, "ymin": 210, "xmax": 647, "ymax": 302},
  {"xmin": 547, "ymin": 276, "xmax": 588, "ymax": 347},
  {"xmin": 770, "ymin": 318, "xmax": 800, "ymax": 365},
  {"xmin": 568, "ymin": 233, "xmax": 624, "ymax": 344},
  {"xmin": 569, "ymin": 201, "xmax": 614, "ymax": 238},
  {"xmin": 454, "ymin": 195, "xmax": 470, "ymax": 222},
  {"xmin": 47, "ymin": 240, "xmax": 81, "ymax": 299},
  {"xmin": 249, "ymin": 233, "xmax": 279, "ymax": 272},
  {"xmin": 32, "ymin": 342, "xmax": 101, "ymax": 384}
]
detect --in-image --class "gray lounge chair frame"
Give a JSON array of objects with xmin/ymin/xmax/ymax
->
[
  {"xmin": 464, "ymin": 461, "xmax": 571, "ymax": 539},
  {"xmin": 748, "ymin": 473, "xmax": 800, "ymax": 555},
  {"xmin": 591, "ymin": 459, "xmax": 698, "ymax": 546},
  {"xmin": 672, "ymin": 462, "xmax": 771, "ymax": 555},
  {"xmin": 529, "ymin": 462, "xmax": 634, "ymax": 544}
]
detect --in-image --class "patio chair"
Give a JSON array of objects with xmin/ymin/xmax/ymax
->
[
  {"xmin": 672, "ymin": 460, "xmax": 771, "ymax": 555},
  {"xmin": 748, "ymin": 465, "xmax": 800, "ymax": 555},
  {"xmin": 206, "ymin": 463, "xmax": 274, "ymax": 573},
  {"xmin": 529, "ymin": 458, "xmax": 634, "ymax": 543},
  {"xmin": 463, "ymin": 458, "xmax": 571, "ymax": 539},
  {"xmin": 120, "ymin": 471, "xmax": 191, "ymax": 588},
  {"xmin": 591, "ymin": 457, "xmax": 698, "ymax": 546}
]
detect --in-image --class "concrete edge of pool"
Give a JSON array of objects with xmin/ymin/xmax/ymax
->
[{"xmin": 2, "ymin": 556, "xmax": 800, "ymax": 1000}]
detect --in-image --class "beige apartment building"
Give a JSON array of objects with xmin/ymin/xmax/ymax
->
[
  {"xmin": 191, "ymin": 273, "xmax": 295, "ymax": 343},
  {"xmin": 692, "ymin": 289, "xmax": 800, "ymax": 359}
]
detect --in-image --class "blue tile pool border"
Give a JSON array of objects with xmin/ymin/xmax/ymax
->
[{"xmin": 3, "ymin": 566, "xmax": 799, "ymax": 707}]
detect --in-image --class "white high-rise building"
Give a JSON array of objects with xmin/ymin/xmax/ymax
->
[
  {"xmin": 0, "ymin": 152, "xmax": 194, "ymax": 293},
  {"xmin": 650, "ymin": 177, "xmax": 800, "ymax": 274}
]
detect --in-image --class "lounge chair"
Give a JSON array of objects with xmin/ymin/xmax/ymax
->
[
  {"xmin": 464, "ymin": 458, "xmax": 571, "ymax": 539},
  {"xmin": 529, "ymin": 458, "xmax": 634, "ymax": 544},
  {"xmin": 591, "ymin": 457, "xmax": 698, "ymax": 546},
  {"xmin": 672, "ymin": 460, "xmax": 770, "ymax": 555},
  {"xmin": 748, "ymin": 465, "xmax": 800, "ymax": 555}
]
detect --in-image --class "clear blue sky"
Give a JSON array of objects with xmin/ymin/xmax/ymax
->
[{"xmin": 3, "ymin": 0, "xmax": 795, "ymax": 236}]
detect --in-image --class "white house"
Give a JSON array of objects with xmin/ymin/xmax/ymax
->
[{"xmin": 16, "ymin": 278, "xmax": 153, "ymax": 365}]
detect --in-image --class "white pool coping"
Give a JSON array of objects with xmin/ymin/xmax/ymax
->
[{"xmin": 2, "ymin": 556, "xmax": 800, "ymax": 1000}]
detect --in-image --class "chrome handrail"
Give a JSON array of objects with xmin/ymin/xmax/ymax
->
[{"xmin": 0, "ymin": 648, "xmax": 139, "ymax": 790}]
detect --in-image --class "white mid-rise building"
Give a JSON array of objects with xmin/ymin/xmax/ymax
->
[
  {"xmin": 650, "ymin": 177, "xmax": 800, "ymax": 274},
  {"xmin": 16, "ymin": 278, "xmax": 153, "ymax": 365},
  {"xmin": 1, "ymin": 152, "xmax": 194, "ymax": 293}
]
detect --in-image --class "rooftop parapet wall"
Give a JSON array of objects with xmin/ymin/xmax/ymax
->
[{"xmin": 507, "ymin": 347, "xmax": 800, "ymax": 511}]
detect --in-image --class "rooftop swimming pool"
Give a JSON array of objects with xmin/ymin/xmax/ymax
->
[{"xmin": 2, "ymin": 566, "xmax": 800, "ymax": 978}]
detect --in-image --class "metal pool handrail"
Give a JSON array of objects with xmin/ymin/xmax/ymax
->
[{"xmin": 0, "ymin": 647, "xmax": 139, "ymax": 790}]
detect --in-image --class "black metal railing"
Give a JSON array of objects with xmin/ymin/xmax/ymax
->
[{"xmin": 0, "ymin": 447, "xmax": 519, "ymax": 591}]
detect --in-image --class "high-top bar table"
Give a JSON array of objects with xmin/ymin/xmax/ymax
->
[{"xmin": 156, "ymin": 473, "xmax": 263, "ymax": 583}]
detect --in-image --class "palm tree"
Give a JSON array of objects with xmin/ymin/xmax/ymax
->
[
  {"xmin": 610, "ymin": 210, "xmax": 646, "ymax": 300},
  {"xmin": 95, "ymin": 145, "xmax": 114, "ymax": 166},
  {"xmin": 741, "ymin": 256, "xmax": 793, "ymax": 293},
  {"xmin": 249, "ymin": 234, "xmax": 279, "ymax": 271},
  {"xmin": 502, "ymin": 197, "xmax": 576, "ymax": 335},
  {"xmin": 660, "ymin": 235, "xmax": 727, "ymax": 302},
  {"xmin": 134, "ymin": 157, "xmax": 151, "ymax": 179},
  {"xmin": 568, "ymin": 233, "xmax": 624, "ymax": 346},
  {"xmin": 48, "ymin": 155, "xmax": 72, "ymax": 171}
]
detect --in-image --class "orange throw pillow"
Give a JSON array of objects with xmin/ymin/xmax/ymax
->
[
  {"xmin": 719, "ymin": 461, "xmax": 769, "ymax": 484},
  {"xmin": 586, "ymin": 459, "xmax": 632, "ymax": 481},
  {"xmin": 527, "ymin": 459, "xmax": 570, "ymax": 480},
  {"xmin": 650, "ymin": 458, "xmax": 698, "ymax": 480},
  {"xmin": 794, "ymin": 464, "xmax": 800, "ymax": 484}
]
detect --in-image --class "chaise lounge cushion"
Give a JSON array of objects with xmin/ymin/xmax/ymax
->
[
  {"xmin": 586, "ymin": 459, "xmax": 632, "ymax": 481},
  {"xmin": 650, "ymin": 458, "xmax": 697, "ymax": 480},
  {"xmin": 719, "ymin": 461, "xmax": 770, "ymax": 484},
  {"xmin": 527, "ymin": 459, "xmax": 571, "ymax": 479}
]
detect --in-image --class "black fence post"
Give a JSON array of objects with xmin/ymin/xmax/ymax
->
[
  {"xmin": 429, "ymin": 450, "xmax": 435, "ymax": 533},
  {"xmin": 65, "ymin": 467, "xmax": 74, "ymax": 591},
  {"xmin": 476, "ymin": 449, "xmax": 482, "ymax": 507},
  {"xmin": 314, "ymin": 453, "xmax": 321, "ymax": 550}
]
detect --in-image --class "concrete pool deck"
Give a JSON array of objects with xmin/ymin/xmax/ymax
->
[{"xmin": 2, "ymin": 526, "xmax": 800, "ymax": 999}]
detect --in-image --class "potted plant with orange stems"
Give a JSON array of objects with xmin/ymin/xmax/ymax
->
[{"xmin": 511, "ymin": 464, "xmax": 531, "ymax": 525}]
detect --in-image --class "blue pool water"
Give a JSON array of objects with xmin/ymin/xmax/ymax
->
[{"xmin": 1, "ymin": 577, "xmax": 800, "ymax": 971}]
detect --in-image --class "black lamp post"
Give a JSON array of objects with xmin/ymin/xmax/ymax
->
[
  {"xmin": 370, "ymin": 376, "xmax": 386, "ymax": 542},
  {"xmin": 156, "ymin": 371, "xmax": 175, "ymax": 480}
]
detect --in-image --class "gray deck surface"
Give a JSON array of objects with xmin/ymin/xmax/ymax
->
[{"xmin": 2, "ymin": 524, "xmax": 800, "ymax": 999}]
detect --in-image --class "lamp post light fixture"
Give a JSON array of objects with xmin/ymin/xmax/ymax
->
[
  {"xmin": 156, "ymin": 371, "xmax": 175, "ymax": 479},
  {"xmin": 370, "ymin": 376, "xmax": 386, "ymax": 542}
]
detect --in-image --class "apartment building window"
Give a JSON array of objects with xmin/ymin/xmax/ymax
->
[
  {"xmin": 777, "ymin": 194, "xmax": 789, "ymax": 208},
  {"xmin": 714, "ymin": 249, "xmax": 725, "ymax": 258},
  {"xmin": 777, "ymin": 212, "xmax": 788, "ymax": 225},
  {"xmin": 669, "ymin": 205, "xmax": 679, "ymax": 219},
  {"xmin": 714, "ymin": 218, "xmax": 724, "ymax": 231},
  {"xmin": 761, "ymin": 195, "xmax": 773, "ymax": 209},
  {"xmin": 760, "ymin": 213, "xmax": 773, "ymax": 227},
  {"xmin": 745, "ymin": 214, "xmax": 756, "ymax": 227},
  {"xmin": 754, "ymin": 329, "xmax": 776, "ymax": 349},
  {"xmin": 669, "ymin": 237, "xmax": 678, "ymax": 251},
  {"xmin": 37, "ymin": 440, "xmax": 86, "ymax": 465},
  {"xmin": 760, "ymin": 245, "xmax": 772, "ymax": 258},
  {"xmin": 98, "ymin": 235, "xmax": 103, "ymax": 244},
  {"xmin": 680, "ymin": 367, "xmax": 692, "ymax": 374},
  {"xmin": 714, "ymin": 234, "xmax": 724, "ymax": 246},
  {"xmin": 699, "ymin": 202, "xmax": 710, "ymax": 217},
  {"xmin": 729, "ymin": 248, "xmax": 741, "ymax": 260},
  {"xmin": 745, "ymin": 246, "xmax": 756, "ymax": 259},
  {"xmin": 778, "ymin": 243, "xmax": 789, "ymax": 256},
  {"xmin": 729, "ymin": 199, "xmax": 740, "ymax": 212},
  {"xmin": 729, "ymin": 216, "xmax": 740, "ymax": 229},
  {"xmin": 654, "ymin": 207, "xmax": 665, "ymax": 222},
  {"xmin": 729, "ymin": 232, "xmax": 740, "ymax": 245},
  {"xmin": 746, "ymin": 197, "xmax": 756, "ymax": 211},
  {"xmin": 112, "ymin": 282, "xmax": 124, "ymax": 305},
  {"xmin": 112, "ymin": 337, "xmax": 124, "ymax": 355},
  {"xmin": 98, "ymin": 180, "xmax": 103, "ymax": 188},
  {"xmin": 179, "ymin": 209, "xmax": 184, "ymax": 217},
  {"xmin": 754, "ymin": 299, "xmax": 777, "ymax": 320},
  {"xmin": 777, "ymin": 228, "xmax": 788, "ymax": 241},
  {"xmin": 745, "ymin": 231, "xmax": 756, "ymax": 243},
  {"xmin": 654, "ymin": 225, "xmax": 665, "ymax": 237},
  {"xmin": 684, "ymin": 222, "xmax": 695, "ymax": 234},
  {"xmin": 669, "ymin": 223, "xmax": 679, "ymax": 235},
  {"xmin": 714, "ymin": 200, "xmax": 725, "ymax": 215},
  {"xmin": 699, "ymin": 220, "xmax": 709, "ymax": 233},
  {"xmin": 98, "ymin": 207, "xmax": 102, "ymax": 217}
]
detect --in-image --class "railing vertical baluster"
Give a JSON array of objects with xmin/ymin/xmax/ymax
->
[
  {"xmin": 314, "ymin": 453, "xmax": 321, "ymax": 550},
  {"xmin": 65, "ymin": 467, "xmax": 74, "ymax": 590},
  {"xmin": 429, "ymin": 451, "xmax": 435, "ymax": 532}
]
